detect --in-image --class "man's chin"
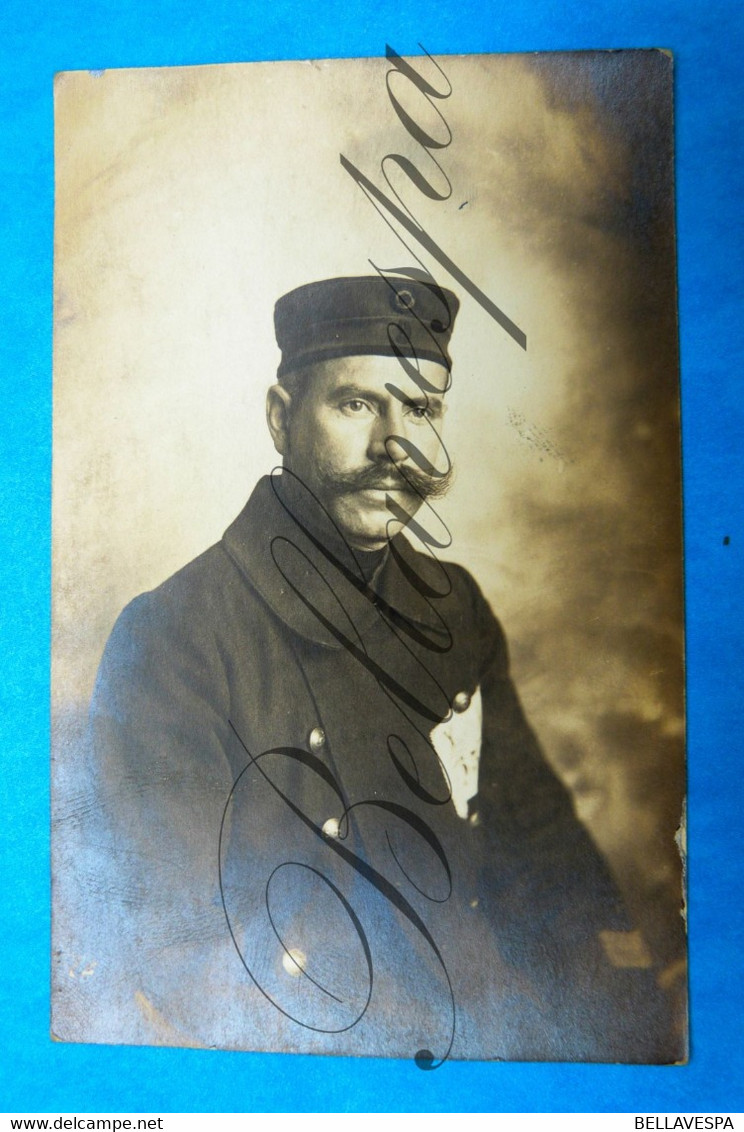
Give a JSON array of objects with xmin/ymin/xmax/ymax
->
[
  {"xmin": 332, "ymin": 491, "xmax": 419, "ymax": 549},
  {"xmin": 338, "ymin": 519, "xmax": 400, "ymax": 552}
]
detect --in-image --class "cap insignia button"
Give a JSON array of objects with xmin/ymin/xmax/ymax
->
[{"xmin": 393, "ymin": 288, "xmax": 415, "ymax": 311}]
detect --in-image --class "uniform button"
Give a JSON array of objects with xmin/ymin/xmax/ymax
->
[
  {"xmin": 322, "ymin": 817, "xmax": 340, "ymax": 838},
  {"xmin": 453, "ymin": 690, "xmax": 471, "ymax": 713},
  {"xmin": 282, "ymin": 948, "xmax": 307, "ymax": 977},
  {"xmin": 308, "ymin": 726, "xmax": 326, "ymax": 752},
  {"xmin": 468, "ymin": 810, "xmax": 481, "ymax": 827}
]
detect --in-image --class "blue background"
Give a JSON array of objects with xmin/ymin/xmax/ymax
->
[{"xmin": 2, "ymin": 0, "xmax": 742, "ymax": 1114}]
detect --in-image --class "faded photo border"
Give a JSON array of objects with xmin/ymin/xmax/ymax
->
[{"xmin": 2, "ymin": 0, "xmax": 744, "ymax": 1115}]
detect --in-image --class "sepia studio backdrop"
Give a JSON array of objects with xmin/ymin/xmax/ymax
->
[{"xmin": 52, "ymin": 51, "xmax": 686, "ymax": 1012}]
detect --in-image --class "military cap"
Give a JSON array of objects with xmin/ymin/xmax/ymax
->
[{"xmin": 274, "ymin": 275, "xmax": 459, "ymax": 378}]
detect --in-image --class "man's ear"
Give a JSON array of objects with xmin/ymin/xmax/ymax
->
[{"xmin": 266, "ymin": 383, "xmax": 293, "ymax": 456}]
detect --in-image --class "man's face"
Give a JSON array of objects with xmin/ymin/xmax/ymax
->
[{"xmin": 270, "ymin": 355, "xmax": 452, "ymax": 551}]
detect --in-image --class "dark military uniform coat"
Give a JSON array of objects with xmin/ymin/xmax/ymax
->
[{"xmin": 75, "ymin": 472, "xmax": 669, "ymax": 1062}]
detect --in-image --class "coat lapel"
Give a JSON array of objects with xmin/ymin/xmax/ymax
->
[{"xmin": 221, "ymin": 471, "xmax": 455, "ymax": 656}]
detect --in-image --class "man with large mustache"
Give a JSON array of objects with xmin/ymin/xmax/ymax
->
[{"xmin": 80, "ymin": 275, "xmax": 672, "ymax": 1062}]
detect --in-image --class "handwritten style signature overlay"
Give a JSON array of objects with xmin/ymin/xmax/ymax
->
[{"xmin": 218, "ymin": 45, "xmax": 526, "ymax": 1069}]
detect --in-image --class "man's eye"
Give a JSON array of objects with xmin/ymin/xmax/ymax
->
[
  {"xmin": 342, "ymin": 399, "xmax": 371, "ymax": 414},
  {"xmin": 407, "ymin": 404, "xmax": 436, "ymax": 420}
]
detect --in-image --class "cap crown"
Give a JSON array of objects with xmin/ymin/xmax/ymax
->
[{"xmin": 274, "ymin": 275, "xmax": 459, "ymax": 377}]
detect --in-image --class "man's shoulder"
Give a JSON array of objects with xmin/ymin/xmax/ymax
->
[
  {"xmin": 104, "ymin": 534, "xmax": 263, "ymax": 667},
  {"xmin": 145, "ymin": 539, "xmax": 235, "ymax": 600},
  {"xmin": 119, "ymin": 541, "xmax": 235, "ymax": 622}
]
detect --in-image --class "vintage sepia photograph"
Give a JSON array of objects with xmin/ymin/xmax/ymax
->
[{"xmin": 51, "ymin": 49, "xmax": 686, "ymax": 1064}]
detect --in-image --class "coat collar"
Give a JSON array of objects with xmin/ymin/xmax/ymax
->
[{"xmin": 222, "ymin": 472, "xmax": 454, "ymax": 650}]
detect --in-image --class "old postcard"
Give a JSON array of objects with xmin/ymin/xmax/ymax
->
[{"xmin": 51, "ymin": 49, "xmax": 686, "ymax": 1064}]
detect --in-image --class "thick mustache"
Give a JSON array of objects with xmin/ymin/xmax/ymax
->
[{"xmin": 324, "ymin": 461, "xmax": 453, "ymax": 501}]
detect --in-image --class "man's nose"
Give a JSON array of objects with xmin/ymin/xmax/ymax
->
[{"xmin": 368, "ymin": 404, "xmax": 410, "ymax": 463}]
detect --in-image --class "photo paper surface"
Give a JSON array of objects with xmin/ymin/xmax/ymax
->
[{"xmin": 51, "ymin": 49, "xmax": 686, "ymax": 1064}]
